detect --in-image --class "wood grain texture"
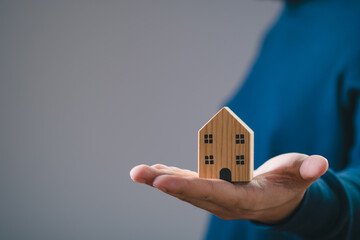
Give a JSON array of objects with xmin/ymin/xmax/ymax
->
[{"xmin": 198, "ymin": 107, "xmax": 254, "ymax": 182}]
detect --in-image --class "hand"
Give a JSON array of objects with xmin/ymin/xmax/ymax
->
[{"xmin": 130, "ymin": 153, "xmax": 328, "ymax": 223}]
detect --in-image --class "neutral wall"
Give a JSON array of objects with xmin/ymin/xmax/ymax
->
[{"xmin": 0, "ymin": 1, "xmax": 280, "ymax": 239}]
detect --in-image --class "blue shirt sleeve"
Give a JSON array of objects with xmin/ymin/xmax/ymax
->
[{"xmin": 252, "ymin": 53, "xmax": 360, "ymax": 239}]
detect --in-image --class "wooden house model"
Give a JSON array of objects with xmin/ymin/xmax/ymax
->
[{"xmin": 198, "ymin": 107, "xmax": 254, "ymax": 182}]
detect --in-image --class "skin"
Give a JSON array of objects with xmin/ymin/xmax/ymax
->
[{"xmin": 130, "ymin": 153, "xmax": 328, "ymax": 223}]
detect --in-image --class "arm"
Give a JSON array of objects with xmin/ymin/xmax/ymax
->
[
  {"xmin": 269, "ymin": 55, "xmax": 360, "ymax": 239},
  {"xmin": 130, "ymin": 153, "xmax": 328, "ymax": 224},
  {"xmin": 130, "ymin": 54, "xmax": 360, "ymax": 239}
]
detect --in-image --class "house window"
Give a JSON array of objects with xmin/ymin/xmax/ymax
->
[
  {"xmin": 204, "ymin": 134, "xmax": 213, "ymax": 144},
  {"xmin": 236, "ymin": 155, "xmax": 245, "ymax": 165},
  {"xmin": 205, "ymin": 155, "xmax": 214, "ymax": 164},
  {"xmin": 236, "ymin": 134, "xmax": 245, "ymax": 144}
]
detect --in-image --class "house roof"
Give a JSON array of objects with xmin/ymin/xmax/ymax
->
[{"xmin": 198, "ymin": 107, "xmax": 253, "ymax": 134}]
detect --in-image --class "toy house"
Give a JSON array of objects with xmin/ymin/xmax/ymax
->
[{"xmin": 198, "ymin": 107, "xmax": 254, "ymax": 182}]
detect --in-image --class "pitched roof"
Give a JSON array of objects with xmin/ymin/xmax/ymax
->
[{"xmin": 198, "ymin": 107, "xmax": 253, "ymax": 134}]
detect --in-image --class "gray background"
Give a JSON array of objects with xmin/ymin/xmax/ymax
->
[{"xmin": 0, "ymin": 1, "xmax": 280, "ymax": 239}]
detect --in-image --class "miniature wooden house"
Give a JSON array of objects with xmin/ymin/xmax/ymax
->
[{"xmin": 198, "ymin": 107, "xmax": 254, "ymax": 182}]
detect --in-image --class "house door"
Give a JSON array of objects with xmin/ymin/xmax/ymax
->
[{"xmin": 220, "ymin": 168, "xmax": 231, "ymax": 182}]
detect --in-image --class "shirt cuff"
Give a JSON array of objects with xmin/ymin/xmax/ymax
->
[{"xmin": 251, "ymin": 170, "xmax": 346, "ymax": 239}]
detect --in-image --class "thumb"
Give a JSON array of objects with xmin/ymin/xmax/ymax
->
[{"xmin": 299, "ymin": 155, "xmax": 329, "ymax": 181}]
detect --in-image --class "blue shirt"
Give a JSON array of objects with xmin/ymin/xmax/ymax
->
[{"xmin": 205, "ymin": 0, "xmax": 360, "ymax": 239}]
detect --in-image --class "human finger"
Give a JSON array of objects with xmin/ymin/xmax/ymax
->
[
  {"xmin": 130, "ymin": 164, "xmax": 196, "ymax": 186},
  {"xmin": 299, "ymin": 155, "xmax": 328, "ymax": 182},
  {"xmin": 254, "ymin": 153, "xmax": 308, "ymax": 177},
  {"xmin": 151, "ymin": 164, "xmax": 198, "ymax": 177}
]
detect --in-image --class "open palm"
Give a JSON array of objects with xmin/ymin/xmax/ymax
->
[{"xmin": 130, "ymin": 153, "xmax": 328, "ymax": 223}]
